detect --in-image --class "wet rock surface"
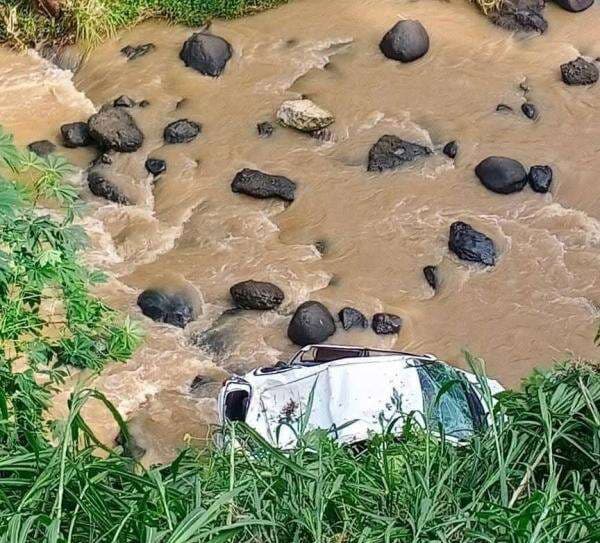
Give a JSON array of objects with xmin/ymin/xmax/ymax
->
[
  {"xmin": 137, "ymin": 289, "xmax": 195, "ymax": 328},
  {"xmin": 528, "ymin": 165, "xmax": 553, "ymax": 193},
  {"xmin": 368, "ymin": 135, "xmax": 431, "ymax": 172},
  {"xmin": 257, "ymin": 121, "xmax": 274, "ymax": 137},
  {"xmin": 287, "ymin": 301, "xmax": 336, "ymax": 345},
  {"xmin": 372, "ymin": 313, "xmax": 402, "ymax": 335},
  {"xmin": 121, "ymin": 43, "xmax": 156, "ymax": 60},
  {"xmin": 489, "ymin": 0, "xmax": 548, "ymax": 33},
  {"xmin": 338, "ymin": 307, "xmax": 368, "ymax": 330},
  {"xmin": 443, "ymin": 140, "xmax": 458, "ymax": 159},
  {"xmin": 475, "ymin": 156, "xmax": 528, "ymax": 194},
  {"xmin": 180, "ymin": 32, "xmax": 233, "ymax": 77},
  {"xmin": 163, "ymin": 119, "xmax": 202, "ymax": 144},
  {"xmin": 88, "ymin": 107, "xmax": 144, "ymax": 152},
  {"xmin": 145, "ymin": 158, "xmax": 167, "ymax": 177},
  {"xmin": 231, "ymin": 168, "xmax": 296, "ymax": 202},
  {"xmin": 561, "ymin": 57, "xmax": 599, "ymax": 85},
  {"xmin": 27, "ymin": 140, "xmax": 56, "ymax": 156},
  {"xmin": 449, "ymin": 221, "xmax": 496, "ymax": 266},
  {"xmin": 230, "ymin": 280, "xmax": 285, "ymax": 310},
  {"xmin": 423, "ymin": 265, "xmax": 438, "ymax": 290},
  {"xmin": 521, "ymin": 102, "xmax": 538, "ymax": 119},
  {"xmin": 379, "ymin": 20, "xmax": 430, "ymax": 62},
  {"xmin": 60, "ymin": 121, "xmax": 92, "ymax": 148},
  {"xmin": 87, "ymin": 170, "xmax": 131, "ymax": 205},
  {"xmin": 553, "ymin": 0, "xmax": 594, "ymax": 11},
  {"xmin": 277, "ymin": 99, "xmax": 334, "ymax": 132}
]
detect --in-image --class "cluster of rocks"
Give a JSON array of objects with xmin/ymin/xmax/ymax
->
[{"xmin": 475, "ymin": 156, "xmax": 553, "ymax": 194}]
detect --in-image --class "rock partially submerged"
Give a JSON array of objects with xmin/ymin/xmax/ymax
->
[
  {"xmin": 180, "ymin": 32, "xmax": 233, "ymax": 77},
  {"xmin": 121, "ymin": 43, "xmax": 155, "ymax": 60},
  {"xmin": 287, "ymin": 301, "xmax": 336, "ymax": 346},
  {"xmin": 443, "ymin": 141, "xmax": 458, "ymax": 159},
  {"xmin": 379, "ymin": 20, "xmax": 430, "ymax": 63},
  {"xmin": 145, "ymin": 158, "xmax": 167, "ymax": 177},
  {"xmin": 528, "ymin": 165, "xmax": 553, "ymax": 193},
  {"xmin": 87, "ymin": 170, "xmax": 131, "ymax": 205},
  {"xmin": 113, "ymin": 95, "xmax": 136, "ymax": 108},
  {"xmin": 561, "ymin": 57, "xmax": 599, "ymax": 86},
  {"xmin": 423, "ymin": 265, "xmax": 438, "ymax": 290},
  {"xmin": 230, "ymin": 280, "xmax": 284, "ymax": 310},
  {"xmin": 553, "ymin": 0, "xmax": 594, "ymax": 12},
  {"xmin": 137, "ymin": 289, "xmax": 195, "ymax": 328},
  {"xmin": 449, "ymin": 221, "xmax": 496, "ymax": 266},
  {"xmin": 28, "ymin": 140, "xmax": 56, "ymax": 157},
  {"xmin": 60, "ymin": 122, "xmax": 92, "ymax": 148},
  {"xmin": 231, "ymin": 168, "xmax": 296, "ymax": 202},
  {"xmin": 163, "ymin": 119, "xmax": 201, "ymax": 144},
  {"xmin": 475, "ymin": 156, "xmax": 528, "ymax": 194},
  {"xmin": 257, "ymin": 122, "xmax": 274, "ymax": 138},
  {"xmin": 372, "ymin": 313, "xmax": 402, "ymax": 335},
  {"xmin": 488, "ymin": 0, "xmax": 548, "ymax": 33},
  {"xmin": 367, "ymin": 135, "xmax": 431, "ymax": 172},
  {"xmin": 88, "ymin": 107, "xmax": 144, "ymax": 152},
  {"xmin": 276, "ymin": 99, "xmax": 334, "ymax": 132},
  {"xmin": 338, "ymin": 307, "xmax": 368, "ymax": 330}
]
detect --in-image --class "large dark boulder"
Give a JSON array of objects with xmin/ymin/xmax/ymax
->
[
  {"xmin": 287, "ymin": 301, "xmax": 336, "ymax": 346},
  {"xmin": 231, "ymin": 169, "xmax": 296, "ymax": 202},
  {"xmin": 338, "ymin": 307, "xmax": 368, "ymax": 330},
  {"xmin": 87, "ymin": 170, "xmax": 131, "ymax": 205},
  {"xmin": 449, "ymin": 221, "xmax": 496, "ymax": 266},
  {"xmin": 528, "ymin": 165, "xmax": 553, "ymax": 193},
  {"xmin": 230, "ymin": 280, "xmax": 284, "ymax": 310},
  {"xmin": 88, "ymin": 107, "xmax": 144, "ymax": 152},
  {"xmin": 488, "ymin": 0, "xmax": 548, "ymax": 33},
  {"xmin": 367, "ymin": 135, "xmax": 431, "ymax": 172},
  {"xmin": 121, "ymin": 43, "xmax": 155, "ymax": 60},
  {"xmin": 553, "ymin": 0, "xmax": 594, "ymax": 11},
  {"xmin": 28, "ymin": 140, "xmax": 56, "ymax": 157},
  {"xmin": 379, "ymin": 20, "xmax": 430, "ymax": 63},
  {"xmin": 137, "ymin": 289, "xmax": 195, "ymax": 328},
  {"xmin": 475, "ymin": 156, "xmax": 527, "ymax": 194},
  {"xmin": 163, "ymin": 119, "xmax": 201, "ymax": 144},
  {"xmin": 372, "ymin": 313, "xmax": 402, "ymax": 335},
  {"xmin": 561, "ymin": 57, "xmax": 599, "ymax": 86},
  {"xmin": 60, "ymin": 122, "xmax": 92, "ymax": 148},
  {"xmin": 180, "ymin": 32, "xmax": 233, "ymax": 77}
]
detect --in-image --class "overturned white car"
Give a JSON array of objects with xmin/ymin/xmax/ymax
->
[{"xmin": 217, "ymin": 344, "xmax": 504, "ymax": 449}]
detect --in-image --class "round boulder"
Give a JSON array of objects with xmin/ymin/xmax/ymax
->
[
  {"xmin": 287, "ymin": 301, "xmax": 336, "ymax": 346},
  {"xmin": 372, "ymin": 313, "xmax": 402, "ymax": 335},
  {"xmin": 137, "ymin": 289, "xmax": 194, "ymax": 328},
  {"xmin": 448, "ymin": 221, "xmax": 496, "ymax": 266},
  {"xmin": 528, "ymin": 165, "xmax": 553, "ymax": 193},
  {"xmin": 180, "ymin": 32, "xmax": 232, "ymax": 77},
  {"xmin": 475, "ymin": 156, "xmax": 527, "ymax": 194},
  {"xmin": 88, "ymin": 107, "xmax": 144, "ymax": 152},
  {"xmin": 164, "ymin": 119, "xmax": 201, "ymax": 144},
  {"xmin": 230, "ymin": 280, "xmax": 284, "ymax": 310},
  {"xmin": 379, "ymin": 20, "xmax": 430, "ymax": 63}
]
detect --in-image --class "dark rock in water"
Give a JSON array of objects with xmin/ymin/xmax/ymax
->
[
  {"xmin": 113, "ymin": 95, "xmax": 136, "ymax": 108},
  {"xmin": 163, "ymin": 119, "xmax": 201, "ymax": 144},
  {"xmin": 137, "ymin": 289, "xmax": 195, "ymax": 328},
  {"xmin": 60, "ymin": 121, "xmax": 92, "ymax": 148},
  {"xmin": 553, "ymin": 0, "xmax": 594, "ymax": 12},
  {"xmin": 528, "ymin": 165, "xmax": 553, "ymax": 193},
  {"xmin": 145, "ymin": 158, "xmax": 167, "ymax": 177},
  {"xmin": 231, "ymin": 168, "xmax": 296, "ymax": 202},
  {"xmin": 88, "ymin": 107, "xmax": 144, "ymax": 152},
  {"xmin": 139, "ymin": 100, "xmax": 150, "ymax": 108},
  {"xmin": 561, "ymin": 57, "xmax": 599, "ymax": 86},
  {"xmin": 367, "ymin": 135, "xmax": 431, "ymax": 172},
  {"xmin": 121, "ymin": 43, "xmax": 155, "ymax": 61},
  {"xmin": 449, "ymin": 221, "xmax": 496, "ymax": 266},
  {"xmin": 287, "ymin": 301, "xmax": 336, "ymax": 346},
  {"xmin": 379, "ymin": 20, "xmax": 430, "ymax": 62},
  {"xmin": 475, "ymin": 156, "xmax": 527, "ymax": 194},
  {"xmin": 27, "ymin": 140, "xmax": 56, "ymax": 157},
  {"xmin": 423, "ymin": 265, "xmax": 438, "ymax": 290},
  {"xmin": 89, "ymin": 152, "xmax": 114, "ymax": 168},
  {"xmin": 190, "ymin": 375, "xmax": 205, "ymax": 392},
  {"xmin": 115, "ymin": 429, "xmax": 146, "ymax": 461},
  {"xmin": 521, "ymin": 102, "xmax": 538, "ymax": 120},
  {"xmin": 314, "ymin": 239, "xmax": 328, "ymax": 255},
  {"xmin": 257, "ymin": 122, "xmax": 274, "ymax": 138},
  {"xmin": 338, "ymin": 307, "xmax": 368, "ymax": 330},
  {"xmin": 310, "ymin": 127, "xmax": 335, "ymax": 143},
  {"xmin": 180, "ymin": 32, "xmax": 233, "ymax": 77},
  {"xmin": 488, "ymin": 0, "xmax": 548, "ymax": 33},
  {"xmin": 443, "ymin": 140, "xmax": 458, "ymax": 159},
  {"xmin": 87, "ymin": 170, "xmax": 131, "ymax": 205},
  {"xmin": 372, "ymin": 313, "xmax": 402, "ymax": 335},
  {"xmin": 230, "ymin": 280, "xmax": 284, "ymax": 310},
  {"xmin": 496, "ymin": 103, "xmax": 513, "ymax": 113}
]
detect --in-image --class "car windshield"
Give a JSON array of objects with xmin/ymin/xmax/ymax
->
[{"xmin": 417, "ymin": 362, "xmax": 487, "ymax": 439}]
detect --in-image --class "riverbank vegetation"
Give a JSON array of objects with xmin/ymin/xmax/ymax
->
[{"xmin": 1, "ymin": 129, "xmax": 599, "ymax": 542}]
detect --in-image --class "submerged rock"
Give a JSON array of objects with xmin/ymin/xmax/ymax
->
[
  {"xmin": 442, "ymin": 140, "xmax": 458, "ymax": 159},
  {"xmin": 60, "ymin": 121, "xmax": 92, "ymax": 148},
  {"xmin": 137, "ymin": 289, "xmax": 195, "ymax": 328},
  {"xmin": 379, "ymin": 20, "xmax": 430, "ymax": 62},
  {"xmin": 276, "ymin": 99, "xmax": 334, "ymax": 132},
  {"xmin": 27, "ymin": 140, "xmax": 56, "ymax": 157},
  {"xmin": 488, "ymin": 0, "xmax": 548, "ymax": 33},
  {"xmin": 449, "ymin": 221, "xmax": 496, "ymax": 266},
  {"xmin": 257, "ymin": 121, "xmax": 274, "ymax": 138},
  {"xmin": 521, "ymin": 102, "xmax": 538, "ymax": 120},
  {"xmin": 163, "ymin": 119, "xmax": 201, "ymax": 144},
  {"xmin": 367, "ymin": 135, "xmax": 431, "ymax": 172},
  {"xmin": 338, "ymin": 307, "xmax": 368, "ymax": 331},
  {"xmin": 87, "ymin": 170, "xmax": 131, "ymax": 205},
  {"xmin": 230, "ymin": 280, "xmax": 284, "ymax": 310},
  {"xmin": 553, "ymin": 0, "xmax": 594, "ymax": 12},
  {"xmin": 475, "ymin": 156, "xmax": 528, "ymax": 194},
  {"xmin": 372, "ymin": 313, "xmax": 402, "ymax": 335},
  {"xmin": 89, "ymin": 152, "xmax": 114, "ymax": 168},
  {"xmin": 180, "ymin": 32, "xmax": 233, "ymax": 77},
  {"xmin": 231, "ymin": 168, "xmax": 296, "ymax": 202},
  {"xmin": 561, "ymin": 57, "xmax": 599, "ymax": 86},
  {"xmin": 121, "ymin": 43, "xmax": 155, "ymax": 60},
  {"xmin": 496, "ymin": 104, "xmax": 514, "ymax": 113},
  {"xmin": 528, "ymin": 165, "xmax": 553, "ymax": 193},
  {"xmin": 88, "ymin": 107, "xmax": 144, "ymax": 152},
  {"xmin": 145, "ymin": 158, "xmax": 167, "ymax": 177},
  {"xmin": 113, "ymin": 95, "xmax": 136, "ymax": 108},
  {"xmin": 423, "ymin": 265, "xmax": 438, "ymax": 290},
  {"xmin": 287, "ymin": 301, "xmax": 336, "ymax": 346}
]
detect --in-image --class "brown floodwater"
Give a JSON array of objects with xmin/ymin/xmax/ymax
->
[{"xmin": 2, "ymin": 0, "xmax": 600, "ymax": 463}]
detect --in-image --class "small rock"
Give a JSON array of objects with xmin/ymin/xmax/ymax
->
[
  {"xmin": 521, "ymin": 102, "xmax": 538, "ymax": 120},
  {"xmin": 287, "ymin": 301, "xmax": 336, "ymax": 346},
  {"xmin": 87, "ymin": 170, "xmax": 131, "ymax": 205},
  {"xmin": 314, "ymin": 239, "xmax": 328, "ymax": 255},
  {"xmin": 137, "ymin": 289, "xmax": 195, "ymax": 328},
  {"xmin": 121, "ymin": 43, "xmax": 155, "ymax": 61},
  {"xmin": 338, "ymin": 307, "xmax": 368, "ymax": 330},
  {"xmin": 27, "ymin": 140, "xmax": 56, "ymax": 157},
  {"xmin": 367, "ymin": 135, "xmax": 431, "ymax": 172},
  {"xmin": 89, "ymin": 152, "xmax": 114, "ymax": 168},
  {"xmin": 163, "ymin": 119, "xmax": 201, "ymax": 144},
  {"xmin": 113, "ymin": 95, "xmax": 136, "ymax": 108},
  {"xmin": 553, "ymin": 0, "xmax": 594, "ymax": 11},
  {"xmin": 230, "ymin": 280, "xmax": 284, "ymax": 310},
  {"xmin": 231, "ymin": 168, "xmax": 296, "ymax": 202},
  {"xmin": 310, "ymin": 128, "xmax": 335, "ymax": 142},
  {"xmin": 180, "ymin": 32, "xmax": 233, "ymax": 77},
  {"xmin": 145, "ymin": 158, "xmax": 167, "ymax": 177},
  {"xmin": 276, "ymin": 99, "xmax": 334, "ymax": 132},
  {"xmin": 190, "ymin": 375, "xmax": 205, "ymax": 392},
  {"xmin": 60, "ymin": 121, "xmax": 92, "ymax": 148},
  {"xmin": 475, "ymin": 156, "xmax": 528, "ymax": 194},
  {"xmin": 372, "ymin": 313, "xmax": 402, "ymax": 335},
  {"xmin": 561, "ymin": 57, "xmax": 599, "ymax": 86},
  {"xmin": 88, "ymin": 107, "xmax": 144, "ymax": 152},
  {"xmin": 423, "ymin": 265, "xmax": 438, "ymax": 290},
  {"xmin": 379, "ymin": 20, "xmax": 430, "ymax": 63},
  {"xmin": 442, "ymin": 140, "xmax": 458, "ymax": 159},
  {"xmin": 496, "ymin": 104, "xmax": 514, "ymax": 113},
  {"xmin": 138, "ymin": 100, "xmax": 150, "ymax": 108},
  {"xmin": 449, "ymin": 221, "xmax": 496, "ymax": 266},
  {"xmin": 257, "ymin": 122, "xmax": 274, "ymax": 138},
  {"xmin": 528, "ymin": 165, "xmax": 553, "ymax": 193}
]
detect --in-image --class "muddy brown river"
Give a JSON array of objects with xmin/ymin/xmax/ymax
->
[{"xmin": 2, "ymin": 0, "xmax": 600, "ymax": 463}]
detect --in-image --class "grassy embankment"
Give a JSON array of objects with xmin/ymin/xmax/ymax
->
[{"xmin": 0, "ymin": 127, "xmax": 599, "ymax": 542}]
